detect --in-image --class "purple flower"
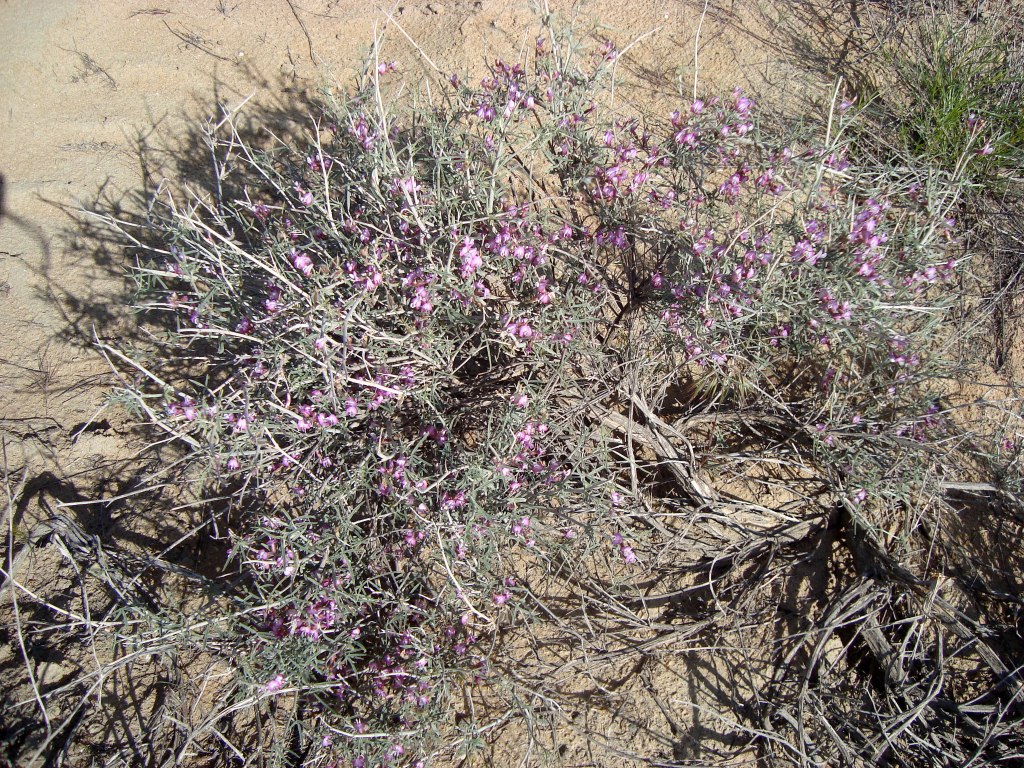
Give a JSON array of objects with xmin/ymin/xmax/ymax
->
[
  {"xmin": 264, "ymin": 285, "xmax": 282, "ymax": 312},
  {"xmin": 306, "ymin": 153, "xmax": 332, "ymax": 173},
  {"xmin": 790, "ymin": 239, "xmax": 822, "ymax": 266},
  {"xmin": 350, "ymin": 115, "xmax": 376, "ymax": 149},
  {"xmin": 317, "ymin": 413, "xmax": 339, "ymax": 428},
  {"xmin": 459, "ymin": 237, "xmax": 482, "ymax": 278},
  {"xmin": 423, "ymin": 424, "xmax": 449, "ymax": 446},
  {"xmin": 264, "ymin": 674, "xmax": 286, "ymax": 694},
  {"xmin": 820, "ymin": 291, "xmax": 852, "ymax": 321},
  {"xmin": 505, "ymin": 319, "xmax": 534, "ymax": 339},
  {"xmin": 718, "ymin": 172, "xmax": 743, "ymax": 198},
  {"xmin": 475, "ymin": 102, "xmax": 496, "ymax": 122},
  {"xmin": 674, "ymin": 127, "xmax": 698, "ymax": 147},
  {"xmin": 288, "ymin": 249, "xmax": 311, "ymax": 276},
  {"xmin": 442, "ymin": 490, "xmax": 467, "ymax": 510},
  {"xmin": 293, "ymin": 183, "xmax": 313, "ymax": 206}
]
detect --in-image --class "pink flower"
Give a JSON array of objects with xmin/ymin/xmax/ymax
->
[
  {"xmin": 264, "ymin": 674, "xmax": 286, "ymax": 694},
  {"xmin": 505, "ymin": 318, "xmax": 534, "ymax": 339},
  {"xmin": 394, "ymin": 176, "xmax": 420, "ymax": 197},
  {"xmin": 733, "ymin": 89, "xmax": 754, "ymax": 114},
  {"xmin": 674, "ymin": 127, "xmax": 698, "ymax": 147},
  {"xmin": 294, "ymin": 183, "xmax": 313, "ymax": 206},
  {"xmin": 791, "ymin": 239, "xmax": 822, "ymax": 266},
  {"xmin": 317, "ymin": 413, "xmax": 339, "ymax": 428},
  {"xmin": 476, "ymin": 102, "xmax": 496, "ymax": 122},
  {"xmin": 264, "ymin": 285, "xmax": 283, "ymax": 312},
  {"xmin": 459, "ymin": 237, "xmax": 482, "ymax": 278},
  {"xmin": 291, "ymin": 250, "xmax": 314, "ymax": 276},
  {"xmin": 442, "ymin": 491, "xmax": 467, "ymax": 510},
  {"xmin": 612, "ymin": 532, "xmax": 637, "ymax": 563}
]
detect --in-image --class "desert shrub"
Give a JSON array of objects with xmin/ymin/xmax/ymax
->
[{"xmin": 108, "ymin": 22, "xmax": 1023, "ymax": 768}]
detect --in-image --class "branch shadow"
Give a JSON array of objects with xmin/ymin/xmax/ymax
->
[{"xmin": 1, "ymin": 63, "xmax": 338, "ymax": 768}]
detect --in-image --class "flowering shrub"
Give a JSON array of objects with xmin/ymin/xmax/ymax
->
[{"xmin": 114, "ymin": 23, "xmax": 1016, "ymax": 768}]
